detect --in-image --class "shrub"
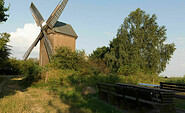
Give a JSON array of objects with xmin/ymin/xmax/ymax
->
[
  {"xmin": 25, "ymin": 64, "xmax": 42, "ymax": 82},
  {"xmin": 8, "ymin": 57, "xmax": 39, "ymax": 76},
  {"xmin": 51, "ymin": 47, "xmax": 87, "ymax": 71}
]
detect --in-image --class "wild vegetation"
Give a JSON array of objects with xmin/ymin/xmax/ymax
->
[
  {"xmin": 0, "ymin": 33, "xmax": 11, "ymax": 71},
  {"xmin": 0, "ymin": 3, "xmax": 185, "ymax": 112}
]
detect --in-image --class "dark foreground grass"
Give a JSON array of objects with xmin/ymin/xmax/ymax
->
[
  {"xmin": 174, "ymin": 98, "xmax": 185, "ymax": 110},
  {"xmin": 59, "ymin": 88, "xmax": 122, "ymax": 113},
  {"xmin": 0, "ymin": 77, "xmax": 5, "ymax": 83}
]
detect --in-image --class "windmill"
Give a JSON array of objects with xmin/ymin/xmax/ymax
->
[{"xmin": 23, "ymin": 0, "xmax": 78, "ymax": 66}]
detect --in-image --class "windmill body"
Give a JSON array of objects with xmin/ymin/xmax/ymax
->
[
  {"xmin": 23, "ymin": 0, "xmax": 78, "ymax": 66},
  {"xmin": 40, "ymin": 21, "xmax": 78, "ymax": 66}
]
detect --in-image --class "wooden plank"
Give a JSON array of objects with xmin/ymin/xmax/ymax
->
[
  {"xmin": 160, "ymin": 82, "xmax": 185, "ymax": 86},
  {"xmin": 117, "ymin": 83, "xmax": 174, "ymax": 92},
  {"xmin": 175, "ymin": 94, "xmax": 185, "ymax": 99},
  {"xmin": 139, "ymin": 98, "xmax": 160, "ymax": 105},
  {"xmin": 161, "ymin": 87, "xmax": 185, "ymax": 92},
  {"xmin": 162, "ymin": 85, "xmax": 185, "ymax": 89}
]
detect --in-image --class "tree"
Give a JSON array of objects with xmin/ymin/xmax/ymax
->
[
  {"xmin": 90, "ymin": 46, "xmax": 109, "ymax": 59},
  {"xmin": 0, "ymin": 0, "xmax": 9, "ymax": 23},
  {"xmin": 0, "ymin": 33, "xmax": 11, "ymax": 69},
  {"xmin": 105, "ymin": 8, "xmax": 175, "ymax": 74}
]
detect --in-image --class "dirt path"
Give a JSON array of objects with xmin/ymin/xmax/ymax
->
[
  {"xmin": 0, "ymin": 80, "xmax": 8, "ymax": 94},
  {"xmin": 0, "ymin": 75, "xmax": 25, "ymax": 94}
]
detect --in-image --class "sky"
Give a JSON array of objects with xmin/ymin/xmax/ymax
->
[{"xmin": 1, "ymin": 0, "xmax": 185, "ymax": 77}]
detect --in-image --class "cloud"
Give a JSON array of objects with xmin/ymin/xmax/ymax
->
[{"xmin": 9, "ymin": 23, "xmax": 40, "ymax": 60}]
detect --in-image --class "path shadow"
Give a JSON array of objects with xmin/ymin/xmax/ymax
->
[
  {"xmin": 0, "ymin": 75, "xmax": 35, "ymax": 99},
  {"xmin": 59, "ymin": 89, "xmax": 122, "ymax": 113}
]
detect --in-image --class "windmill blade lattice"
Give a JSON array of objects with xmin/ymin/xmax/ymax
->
[
  {"xmin": 30, "ymin": 2, "xmax": 45, "ymax": 27},
  {"xmin": 46, "ymin": 0, "xmax": 69, "ymax": 28}
]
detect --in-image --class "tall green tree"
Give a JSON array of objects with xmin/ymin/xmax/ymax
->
[
  {"xmin": 0, "ymin": 33, "xmax": 11, "ymax": 69},
  {"xmin": 0, "ymin": 0, "xmax": 9, "ymax": 23},
  {"xmin": 0, "ymin": 0, "xmax": 10, "ymax": 70},
  {"xmin": 90, "ymin": 46, "xmax": 109, "ymax": 59},
  {"xmin": 104, "ymin": 8, "xmax": 175, "ymax": 74}
]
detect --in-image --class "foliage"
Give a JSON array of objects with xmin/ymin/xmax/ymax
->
[
  {"xmin": 117, "ymin": 63, "xmax": 140, "ymax": 76},
  {"xmin": 0, "ymin": 1, "xmax": 10, "ymax": 73},
  {"xmin": 0, "ymin": 0, "xmax": 9, "ymax": 23},
  {"xmin": 90, "ymin": 46, "xmax": 109, "ymax": 59},
  {"xmin": 51, "ymin": 47, "xmax": 87, "ymax": 71},
  {"xmin": 43, "ymin": 46, "xmax": 161, "ymax": 91},
  {"xmin": 89, "ymin": 46, "xmax": 110, "ymax": 74},
  {"xmin": 8, "ymin": 58, "xmax": 40, "ymax": 76},
  {"xmin": 174, "ymin": 98, "xmax": 185, "ymax": 109},
  {"xmin": 104, "ymin": 8, "xmax": 176, "ymax": 74},
  {"xmin": 164, "ymin": 76, "xmax": 185, "ymax": 84},
  {"xmin": 0, "ymin": 33, "xmax": 11, "ymax": 70}
]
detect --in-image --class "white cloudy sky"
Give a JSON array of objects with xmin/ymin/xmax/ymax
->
[
  {"xmin": 2, "ymin": 0, "xmax": 185, "ymax": 77},
  {"xmin": 9, "ymin": 23, "xmax": 40, "ymax": 59}
]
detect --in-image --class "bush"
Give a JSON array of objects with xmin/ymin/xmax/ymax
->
[
  {"xmin": 51, "ymin": 47, "xmax": 87, "ymax": 71},
  {"xmin": 8, "ymin": 58, "xmax": 39, "ymax": 76},
  {"xmin": 25, "ymin": 64, "xmax": 42, "ymax": 82}
]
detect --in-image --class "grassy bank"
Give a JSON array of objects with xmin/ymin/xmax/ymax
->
[
  {"xmin": 0, "ymin": 76, "xmax": 122, "ymax": 113},
  {"xmin": 0, "ymin": 73, "xmax": 185, "ymax": 113}
]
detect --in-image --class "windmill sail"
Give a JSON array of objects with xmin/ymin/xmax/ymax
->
[
  {"xmin": 29, "ymin": 2, "xmax": 53, "ymax": 61},
  {"xmin": 46, "ymin": 0, "xmax": 68, "ymax": 28},
  {"xmin": 24, "ymin": 1, "xmax": 69, "ymax": 62},
  {"xmin": 30, "ymin": 2, "xmax": 45, "ymax": 27},
  {"xmin": 42, "ymin": 31, "xmax": 53, "ymax": 60},
  {"xmin": 23, "ymin": 32, "xmax": 43, "ymax": 60}
]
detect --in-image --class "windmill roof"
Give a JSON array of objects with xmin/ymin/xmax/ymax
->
[{"xmin": 52, "ymin": 21, "xmax": 78, "ymax": 38}]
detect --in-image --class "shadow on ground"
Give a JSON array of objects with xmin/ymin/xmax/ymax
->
[
  {"xmin": 59, "ymin": 88, "xmax": 123, "ymax": 113},
  {"xmin": 48, "ymin": 100, "xmax": 63, "ymax": 113},
  {"xmin": 0, "ymin": 75, "xmax": 34, "ymax": 99}
]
